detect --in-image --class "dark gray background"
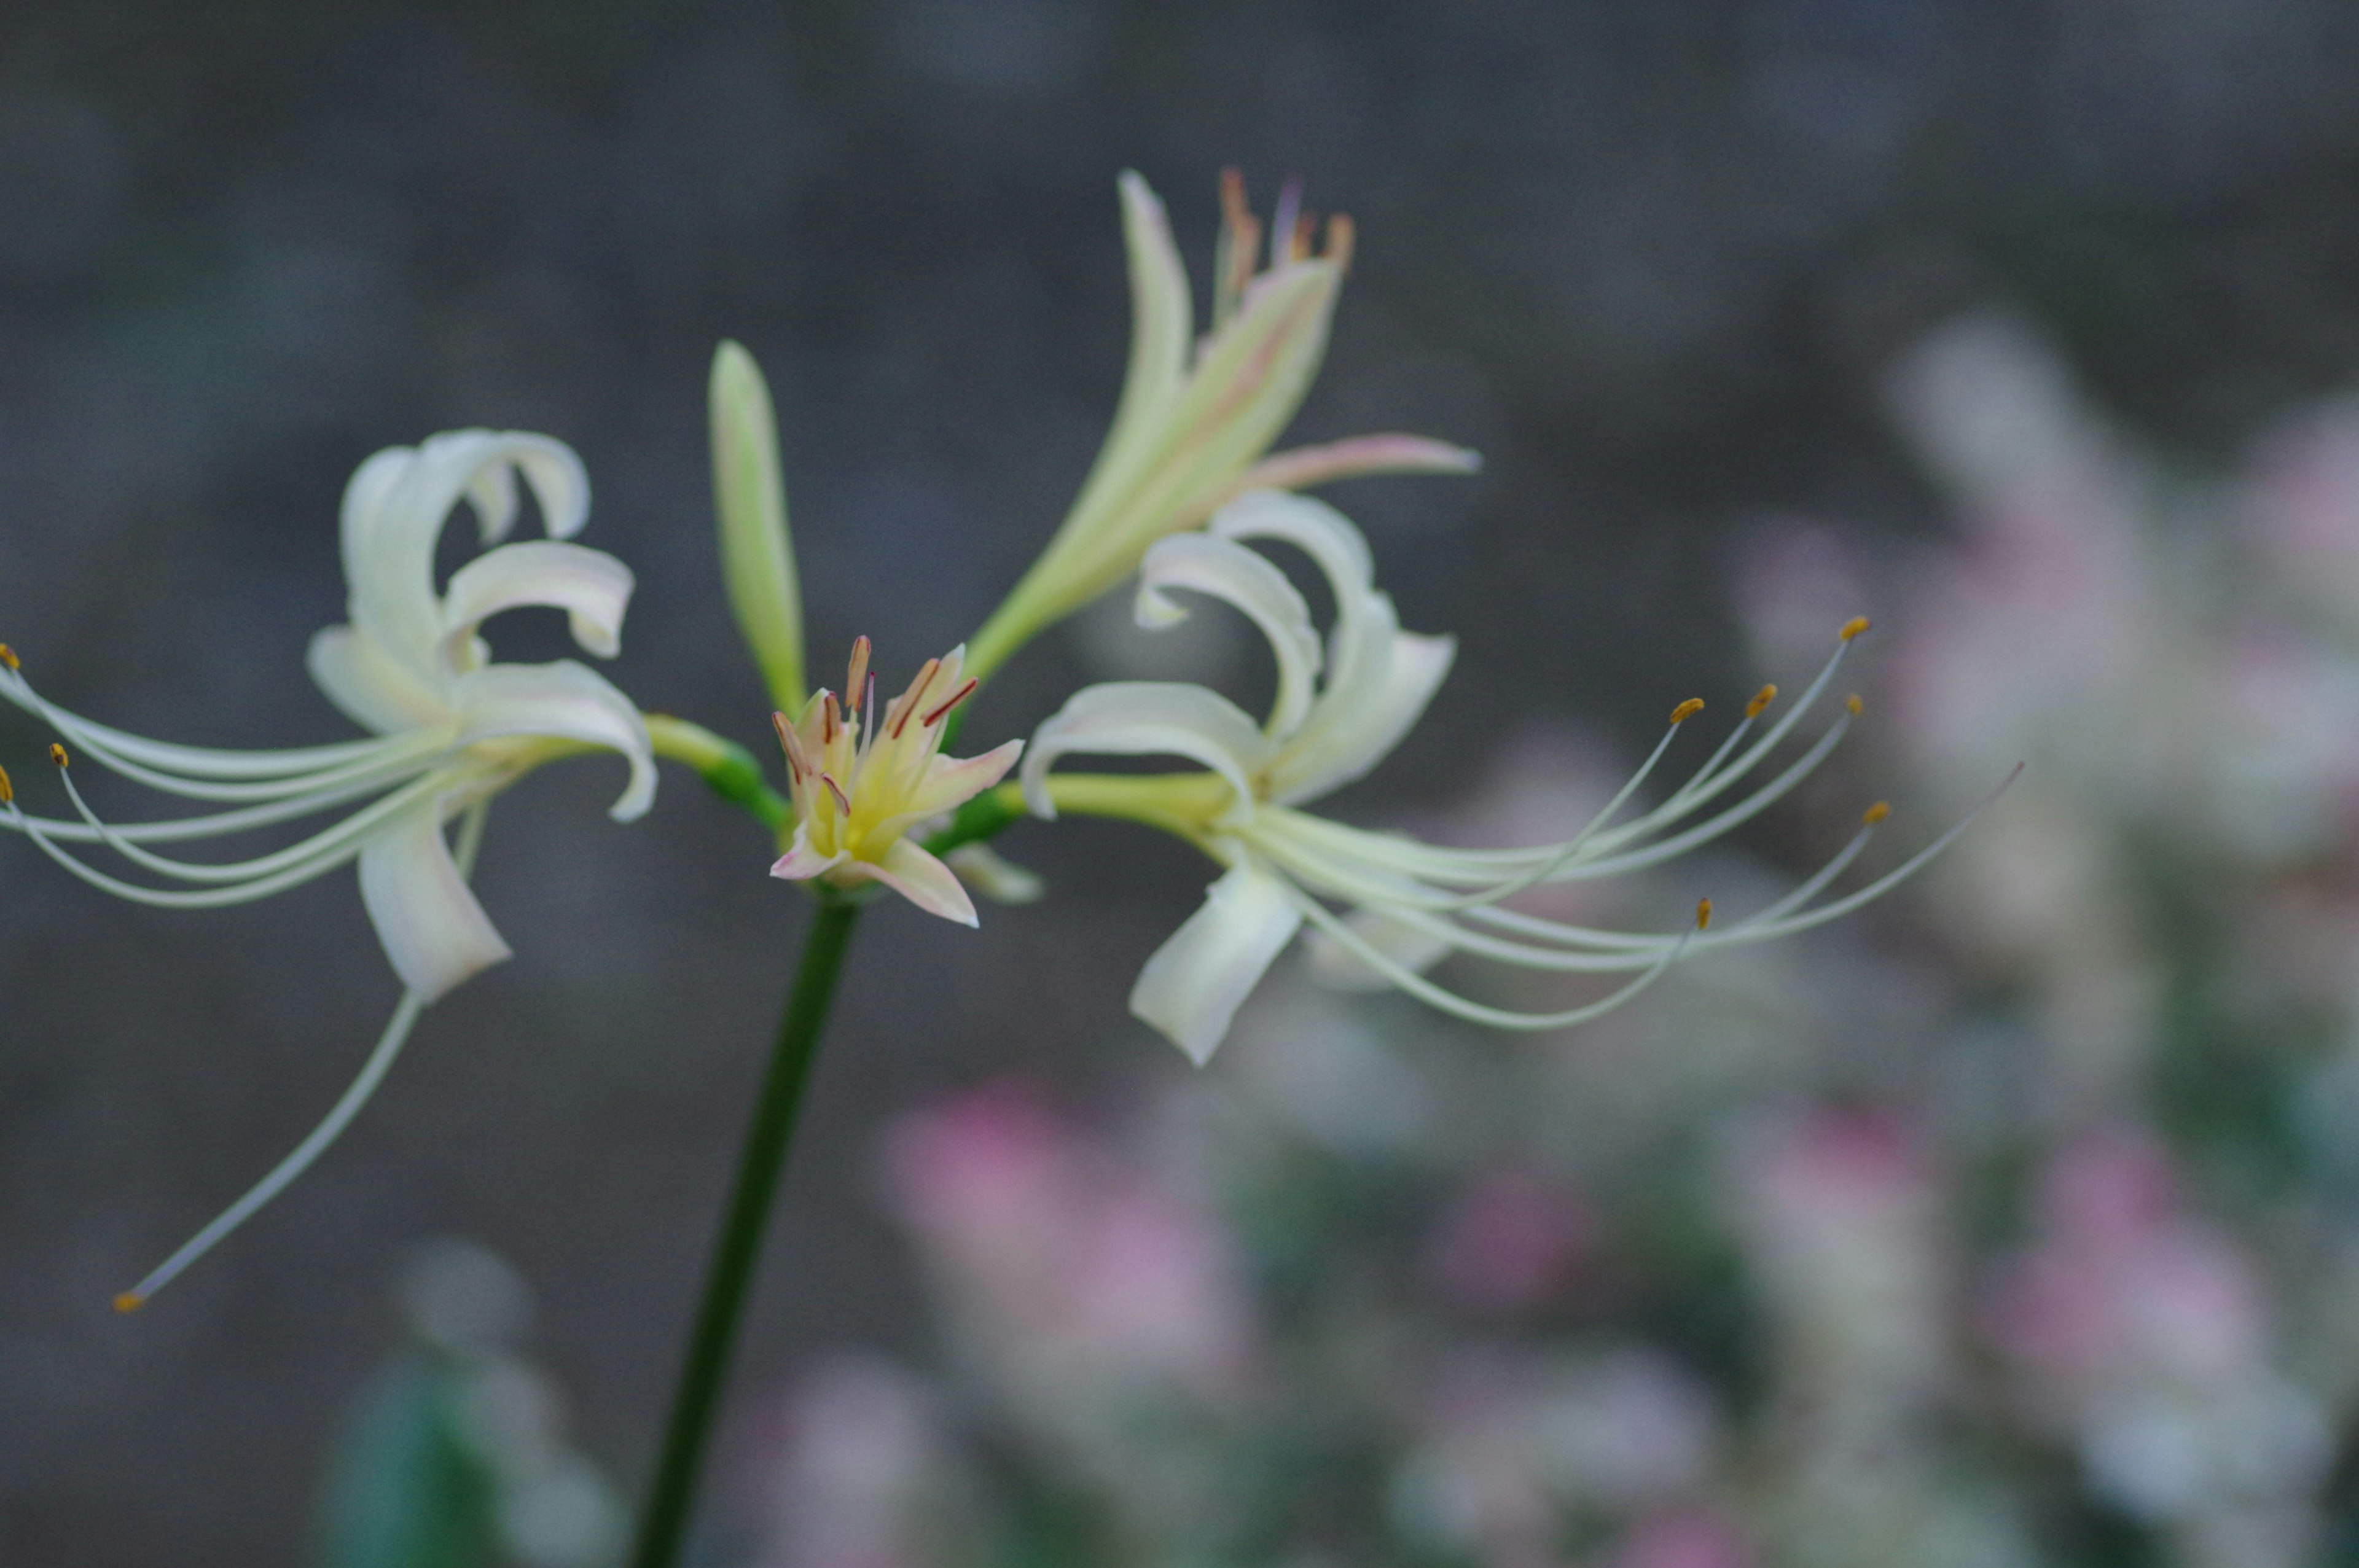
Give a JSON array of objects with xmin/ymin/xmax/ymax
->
[{"xmin": 4, "ymin": 1, "xmax": 2358, "ymax": 1562}]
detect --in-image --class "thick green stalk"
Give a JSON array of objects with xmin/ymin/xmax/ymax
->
[{"xmin": 630, "ymin": 897, "xmax": 861, "ymax": 1568}]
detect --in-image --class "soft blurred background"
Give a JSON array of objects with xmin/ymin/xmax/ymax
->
[{"xmin": 9, "ymin": 1, "xmax": 2359, "ymax": 1564}]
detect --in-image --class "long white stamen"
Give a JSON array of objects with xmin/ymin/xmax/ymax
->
[
  {"xmin": 1574, "ymin": 633, "xmax": 1857, "ymax": 857},
  {"xmin": 50, "ymin": 763, "xmax": 439, "ymax": 883},
  {"xmin": 0, "ymin": 763, "xmax": 420, "ymax": 845},
  {"xmin": 1400, "ymin": 820, "xmax": 1882, "ymax": 970},
  {"xmin": 113, "ymin": 989, "xmax": 427, "ymax": 1311},
  {"xmin": 112, "ymin": 803, "xmax": 493, "ymax": 1311},
  {"xmin": 1288, "ymin": 878, "xmax": 1698, "ymax": 1029},
  {"xmin": 0, "ymin": 668, "xmax": 400, "ymax": 778},
  {"xmin": 1413, "ymin": 706, "xmax": 1700, "ymax": 912},
  {"xmin": 1681, "ymin": 763, "xmax": 2020, "ymax": 946},
  {"xmin": 1546, "ymin": 705, "xmax": 1855, "ymax": 881},
  {"xmin": 6, "ymin": 773, "xmax": 441, "ymax": 907},
  {"xmin": 2, "ymin": 670, "xmax": 449, "ymax": 802}
]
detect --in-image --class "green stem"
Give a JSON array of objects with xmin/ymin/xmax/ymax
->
[{"xmin": 629, "ymin": 896, "xmax": 862, "ymax": 1568}]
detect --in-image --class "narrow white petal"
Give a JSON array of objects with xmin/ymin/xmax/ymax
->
[
  {"xmin": 1210, "ymin": 491, "xmax": 1454, "ymax": 802},
  {"xmin": 859, "ymin": 837, "xmax": 979, "ymax": 926},
  {"xmin": 359, "ymin": 800, "xmax": 512, "ymax": 1002},
  {"xmin": 341, "ymin": 431, "xmax": 592, "ymax": 673},
  {"xmin": 945, "ymin": 843, "xmax": 1046, "ymax": 904},
  {"xmin": 1136, "ymin": 532, "xmax": 1323, "ymax": 739},
  {"xmin": 1228, "ymin": 435, "xmax": 1484, "ymax": 496},
  {"xmin": 450, "ymin": 660, "xmax": 656, "ymax": 822},
  {"xmin": 874, "ymin": 739, "xmax": 1025, "ymax": 841},
  {"xmin": 439, "ymin": 539, "xmax": 636, "ymax": 664},
  {"xmin": 1103, "ymin": 172, "xmax": 1194, "ymax": 478},
  {"xmin": 1272, "ymin": 630, "xmax": 1456, "ymax": 804},
  {"xmin": 770, "ymin": 820, "xmax": 847, "ymax": 882},
  {"xmin": 1021, "ymin": 682, "xmax": 1271, "ymax": 820},
  {"xmin": 1130, "ymin": 860, "xmax": 1303, "ymax": 1065},
  {"xmin": 307, "ymin": 625, "xmax": 453, "ymax": 735},
  {"xmin": 1211, "ymin": 488, "xmax": 1375, "ymax": 590}
]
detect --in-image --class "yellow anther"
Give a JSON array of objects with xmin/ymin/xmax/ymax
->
[
  {"xmin": 1695, "ymin": 897, "xmax": 1713, "ymax": 931},
  {"xmin": 113, "ymin": 1292, "xmax": 144, "ymax": 1314},
  {"xmin": 1669, "ymin": 698, "xmax": 1705, "ymax": 725},
  {"xmin": 1845, "ymin": 694, "xmax": 1863, "ymax": 717},
  {"xmin": 0, "ymin": 643, "xmax": 18, "ymax": 670},
  {"xmin": 1839, "ymin": 615, "xmax": 1870, "ymax": 642},
  {"xmin": 0, "ymin": 762, "xmax": 12, "ymax": 805},
  {"xmin": 1863, "ymin": 801, "xmax": 1890, "ymax": 825},
  {"xmin": 1745, "ymin": 684, "xmax": 1777, "ymax": 719},
  {"xmin": 49, "ymin": 743, "xmax": 68, "ymax": 768}
]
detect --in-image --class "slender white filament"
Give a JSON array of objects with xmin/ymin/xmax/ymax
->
[{"xmin": 114, "ymin": 802, "xmax": 492, "ymax": 1309}]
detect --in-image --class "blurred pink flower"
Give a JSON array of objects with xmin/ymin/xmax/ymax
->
[
  {"xmin": 1882, "ymin": 314, "xmax": 2162, "ymax": 795},
  {"xmin": 1396, "ymin": 1347, "xmax": 1720, "ymax": 1565},
  {"xmin": 1425, "ymin": 1164, "xmax": 1595, "ymax": 1314},
  {"xmin": 753, "ymin": 1354, "xmax": 954, "ymax": 1568},
  {"xmin": 1605, "ymin": 1511, "xmax": 1756, "ymax": 1568},
  {"xmin": 1991, "ymin": 1128, "xmax": 2330, "ymax": 1537},
  {"xmin": 2246, "ymin": 397, "xmax": 2359, "ymax": 625},
  {"xmin": 885, "ymin": 1082, "xmax": 1259, "ymax": 1411},
  {"xmin": 1731, "ymin": 1110, "xmax": 1950, "ymax": 1422},
  {"xmin": 1995, "ymin": 1128, "xmax": 2264, "ymax": 1396}
]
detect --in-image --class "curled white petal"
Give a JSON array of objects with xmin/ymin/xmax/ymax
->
[
  {"xmin": 1273, "ymin": 629, "xmax": 1455, "ymax": 804},
  {"xmin": 1129, "ymin": 860, "xmax": 1304, "ymax": 1064},
  {"xmin": 340, "ymin": 431, "xmax": 592, "ymax": 674},
  {"xmin": 439, "ymin": 539, "xmax": 636, "ymax": 666},
  {"xmin": 1022, "ymin": 682, "xmax": 1270, "ymax": 821},
  {"xmin": 1136, "ymin": 532, "xmax": 1323, "ymax": 739},
  {"xmin": 450, "ymin": 661, "xmax": 656, "ymax": 822},
  {"xmin": 307, "ymin": 625, "xmax": 453, "ymax": 736},
  {"xmin": 359, "ymin": 798, "xmax": 512, "ymax": 1002},
  {"xmin": 1207, "ymin": 490, "xmax": 1456, "ymax": 800}
]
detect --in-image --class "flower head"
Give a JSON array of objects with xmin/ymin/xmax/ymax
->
[
  {"xmin": 5, "ymin": 429, "xmax": 653, "ymax": 1000},
  {"xmin": 1, "ymin": 429, "xmax": 655, "ymax": 1302},
  {"xmin": 1022, "ymin": 490, "xmax": 2011, "ymax": 1063},
  {"xmin": 965, "ymin": 170, "xmax": 1479, "ymax": 679},
  {"xmin": 769, "ymin": 638, "xmax": 1023, "ymax": 926}
]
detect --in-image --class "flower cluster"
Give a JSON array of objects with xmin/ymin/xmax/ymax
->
[{"xmin": 3, "ymin": 170, "xmax": 1958, "ymax": 1309}]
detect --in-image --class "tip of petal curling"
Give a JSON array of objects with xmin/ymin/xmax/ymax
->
[
  {"xmin": 1669, "ymin": 698, "xmax": 1705, "ymax": 725},
  {"xmin": 113, "ymin": 1292, "xmax": 144, "ymax": 1314},
  {"xmin": 1863, "ymin": 801, "xmax": 1891, "ymax": 825},
  {"xmin": 1839, "ymin": 615, "xmax": 1871, "ymax": 642}
]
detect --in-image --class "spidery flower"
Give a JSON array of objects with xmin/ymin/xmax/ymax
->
[
  {"xmin": 1022, "ymin": 490, "xmax": 2014, "ymax": 1062},
  {"xmin": 0, "ymin": 430, "xmax": 655, "ymax": 1305}
]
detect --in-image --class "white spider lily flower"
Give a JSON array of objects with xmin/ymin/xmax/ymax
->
[
  {"xmin": 1022, "ymin": 490, "xmax": 2013, "ymax": 1064},
  {"xmin": 0, "ymin": 429, "xmax": 655, "ymax": 1305},
  {"xmin": 966, "ymin": 169, "xmax": 1481, "ymax": 679},
  {"xmin": 769, "ymin": 638, "xmax": 1023, "ymax": 926}
]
